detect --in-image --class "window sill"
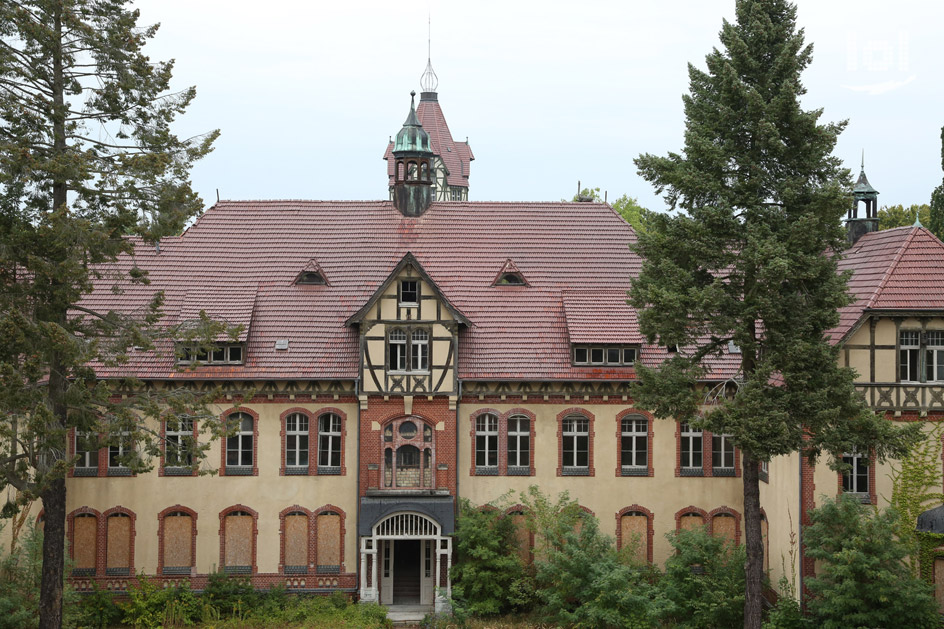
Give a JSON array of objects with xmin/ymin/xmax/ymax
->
[
  {"xmin": 107, "ymin": 467, "xmax": 132, "ymax": 477},
  {"xmin": 508, "ymin": 466, "xmax": 530, "ymax": 476},
  {"xmin": 164, "ymin": 466, "xmax": 194, "ymax": 476},
  {"xmin": 224, "ymin": 565, "xmax": 251, "ymax": 575},
  {"xmin": 106, "ymin": 567, "xmax": 130, "ymax": 576},
  {"xmin": 844, "ymin": 492, "xmax": 872, "ymax": 504},
  {"xmin": 162, "ymin": 566, "xmax": 192, "ymax": 575},
  {"xmin": 680, "ymin": 468, "xmax": 703, "ymax": 477},
  {"xmin": 562, "ymin": 467, "xmax": 590, "ymax": 476},
  {"xmin": 72, "ymin": 568, "xmax": 96, "ymax": 577},
  {"xmin": 284, "ymin": 565, "xmax": 308, "ymax": 575},
  {"xmin": 74, "ymin": 467, "xmax": 98, "ymax": 477},
  {"xmin": 317, "ymin": 565, "xmax": 341, "ymax": 574},
  {"xmin": 475, "ymin": 466, "xmax": 498, "ymax": 476},
  {"xmin": 621, "ymin": 466, "xmax": 649, "ymax": 477},
  {"xmin": 318, "ymin": 466, "xmax": 342, "ymax": 476},
  {"xmin": 388, "ymin": 370, "xmax": 430, "ymax": 375},
  {"xmin": 285, "ymin": 467, "xmax": 309, "ymax": 476},
  {"xmin": 713, "ymin": 468, "xmax": 736, "ymax": 477},
  {"xmin": 225, "ymin": 466, "xmax": 253, "ymax": 476}
]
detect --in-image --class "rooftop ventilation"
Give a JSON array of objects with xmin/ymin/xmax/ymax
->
[
  {"xmin": 275, "ymin": 340, "xmax": 289, "ymax": 351},
  {"xmin": 492, "ymin": 259, "xmax": 529, "ymax": 287}
]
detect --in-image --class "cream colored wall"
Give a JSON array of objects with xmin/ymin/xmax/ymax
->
[
  {"xmin": 63, "ymin": 401, "xmax": 359, "ymax": 575},
  {"xmin": 758, "ymin": 450, "xmax": 801, "ymax": 589},
  {"xmin": 457, "ymin": 403, "xmax": 743, "ymax": 568}
]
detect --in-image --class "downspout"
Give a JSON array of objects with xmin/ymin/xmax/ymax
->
[
  {"xmin": 798, "ymin": 451, "xmax": 804, "ymax": 606},
  {"xmin": 355, "ymin": 376, "xmax": 362, "ymax": 599}
]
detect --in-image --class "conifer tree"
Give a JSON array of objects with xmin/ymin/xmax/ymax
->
[
  {"xmin": 0, "ymin": 2, "xmax": 219, "ymax": 627},
  {"xmin": 630, "ymin": 1, "xmax": 920, "ymax": 626},
  {"xmin": 930, "ymin": 126, "xmax": 944, "ymax": 240}
]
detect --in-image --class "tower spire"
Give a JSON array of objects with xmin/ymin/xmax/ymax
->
[{"xmin": 420, "ymin": 15, "xmax": 438, "ymax": 93}]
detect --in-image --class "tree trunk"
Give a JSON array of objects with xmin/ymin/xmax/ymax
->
[
  {"xmin": 742, "ymin": 454, "xmax": 764, "ymax": 629},
  {"xmin": 38, "ymin": 477, "xmax": 66, "ymax": 629}
]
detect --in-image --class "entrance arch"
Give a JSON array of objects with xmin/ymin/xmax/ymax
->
[{"xmin": 360, "ymin": 511, "xmax": 452, "ymax": 611}]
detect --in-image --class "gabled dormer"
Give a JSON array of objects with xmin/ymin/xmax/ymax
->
[
  {"xmin": 348, "ymin": 253, "xmax": 469, "ymax": 395},
  {"xmin": 492, "ymin": 259, "xmax": 528, "ymax": 286},
  {"xmin": 293, "ymin": 259, "xmax": 329, "ymax": 286}
]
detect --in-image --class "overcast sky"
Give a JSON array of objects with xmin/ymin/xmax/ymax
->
[{"xmin": 132, "ymin": 0, "xmax": 943, "ymax": 214}]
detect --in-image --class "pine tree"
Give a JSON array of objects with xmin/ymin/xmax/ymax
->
[
  {"xmin": 630, "ymin": 1, "xmax": 920, "ymax": 626},
  {"xmin": 0, "ymin": 2, "xmax": 219, "ymax": 627},
  {"xmin": 930, "ymin": 126, "xmax": 944, "ymax": 240}
]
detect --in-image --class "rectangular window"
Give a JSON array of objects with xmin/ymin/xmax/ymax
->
[
  {"xmin": 927, "ymin": 331, "xmax": 944, "ymax": 383},
  {"xmin": 318, "ymin": 413, "xmax": 342, "ymax": 471},
  {"xmin": 842, "ymin": 451, "xmax": 869, "ymax": 497},
  {"xmin": 75, "ymin": 432, "xmax": 99, "ymax": 475},
  {"xmin": 165, "ymin": 419, "xmax": 194, "ymax": 468},
  {"xmin": 574, "ymin": 347, "xmax": 588, "ymax": 364},
  {"xmin": 900, "ymin": 330, "xmax": 921, "ymax": 382},
  {"xmin": 507, "ymin": 415, "xmax": 530, "ymax": 471},
  {"xmin": 178, "ymin": 344, "xmax": 244, "ymax": 365},
  {"xmin": 562, "ymin": 416, "xmax": 589, "ymax": 473},
  {"xmin": 411, "ymin": 330, "xmax": 429, "ymax": 371},
  {"xmin": 620, "ymin": 416, "xmax": 648, "ymax": 474},
  {"xmin": 590, "ymin": 347, "xmax": 605, "ymax": 364},
  {"xmin": 572, "ymin": 345, "xmax": 638, "ymax": 366},
  {"xmin": 475, "ymin": 414, "xmax": 498, "ymax": 471},
  {"xmin": 712, "ymin": 434, "xmax": 735, "ymax": 475},
  {"xmin": 680, "ymin": 423, "xmax": 703, "ymax": 475},
  {"xmin": 389, "ymin": 329, "xmax": 407, "ymax": 371},
  {"xmin": 399, "ymin": 280, "xmax": 419, "ymax": 305},
  {"xmin": 108, "ymin": 433, "xmax": 133, "ymax": 474},
  {"xmin": 285, "ymin": 413, "xmax": 309, "ymax": 471},
  {"xmin": 226, "ymin": 413, "xmax": 254, "ymax": 473}
]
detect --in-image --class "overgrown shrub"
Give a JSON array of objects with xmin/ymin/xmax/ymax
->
[
  {"xmin": 0, "ymin": 524, "xmax": 43, "ymax": 629},
  {"xmin": 450, "ymin": 498, "xmax": 533, "ymax": 616},
  {"xmin": 74, "ymin": 585, "xmax": 123, "ymax": 629},
  {"xmin": 654, "ymin": 527, "xmax": 746, "ymax": 628},
  {"xmin": 804, "ymin": 495, "xmax": 938, "ymax": 629},
  {"xmin": 201, "ymin": 570, "xmax": 257, "ymax": 617}
]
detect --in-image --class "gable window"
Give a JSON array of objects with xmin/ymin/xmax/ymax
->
[
  {"xmin": 900, "ymin": 330, "xmax": 921, "ymax": 382},
  {"xmin": 285, "ymin": 413, "xmax": 309, "ymax": 473},
  {"xmin": 620, "ymin": 415, "xmax": 648, "ymax": 476},
  {"xmin": 165, "ymin": 418, "xmax": 194, "ymax": 474},
  {"xmin": 507, "ymin": 414, "xmax": 530, "ymax": 474},
  {"xmin": 842, "ymin": 451, "xmax": 870, "ymax": 500},
  {"xmin": 74, "ymin": 432, "xmax": 99, "ymax": 476},
  {"xmin": 712, "ymin": 433, "xmax": 736, "ymax": 476},
  {"xmin": 927, "ymin": 331, "xmax": 944, "ymax": 382},
  {"xmin": 572, "ymin": 345, "xmax": 637, "ymax": 366},
  {"xmin": 399, "ymin": 280, "xmax": 419, "ymax": 305},
  {"xmin": 411, "ymin": 330, "xmax": 429, "ymax": 371},
  {"xmin": 318, "ymin": 412, "xmax": 342, "ymax": 472},
  {"xmin": 561, "ymin": 415, "xmax": 590, "ymax": 475},
  {"xmin": 225, "ymin": 412, "xmax": 254, "ymax": 475},
  {"xmin": 680, "ymin": 422, "xmax": 703, "ymax": 476},
  {"xmin": 475, "ymin": 413, "xmax": 499, "ymax": 473}
]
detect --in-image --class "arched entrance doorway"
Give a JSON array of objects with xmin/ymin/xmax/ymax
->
[{"xmin": 360, "ymin": 511, "xmax": 452, "ymax": 611}]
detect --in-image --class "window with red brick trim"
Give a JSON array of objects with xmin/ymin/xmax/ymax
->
[
  {"xmin": 558, "ymin": 410, "xmax": 594, "ymax": 476},
  {"xmin": 676, "ymin": 422, "xmax": 741, "ymax": 478},
  {"xmin": 284, "ymin": 412, "xmax": 310, "ymax": 474},
  {"xmin": 469, "ymin": 409, "xmax": 536, "ymax": 477},
  {"xmin": 838, "ymin": 450, "xmax": 876, "ymax": 505},
  {"xmin": 219, "ymin": 505, "xmax": 258, "ymax": 575},
  {"xmin": 617, "ymin": 411, "xmax": 653, "ymax": 477},
  {"xmin": 708, "ymin": 507, "xmax": 741, "ymax": 544},
  {"xmin": 675, "ymin": 506, "xmax": 708, "ymax": 532},
  {"xmin": 221, "ymin": 408, "xmax": 258, "ymax": 476},
  {"xmin": 104, "ymin": 508, "xmax": 135, "ymax": 576},
  {"xmin": 679, "ymin": 422, "xmax": 703, "ymax": 476},
  {"xmin": 161, "ymin": 417, "xmax": 198, "ymax": 476},
  {"xmin": 280, "ymin": 506, "xmax": 312, "ymax": 575},
  {"xmin": 158, "ymin": 505, "xmax": 197, "ymax": 575},
  {"xmin": 68, "ymin": 508, "xmax": 100, "ymax": 576},
  {"xmin": 616, "ymin": 505, "xmax": 653, "ymax": 563},
  {"xmin": 314, "ymin": 505, "xmax": 345, "ymax": 574},
  {"xmin": 318, "ymin": 412, "xmax": 343, "ymax": 473}
]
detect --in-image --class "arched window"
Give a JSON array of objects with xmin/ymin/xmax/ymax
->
[
  {"xmin": 221, "ymin": 507, "xmax": 256, "ymax": 575},
  {"xmin": 105, "ymin": 511, "xmax": 133, "ymax": 576},
  {"xmin": 677, "ymin": 509, "xmax": 706, "ymax": 533},
  {"xmin": 160, "ymin": 508, "xmax": 196, "ymax": 575},
  {"xmin": 712, "ymin": 512, "xmax": 737, "ymax": 543},
  {"xmin": 618, "ymin": 507, "xmax": 653, "ymax": 564},
  {"xmin": 225, "ymin": 412, "xmax": 255, "ymax": 475},
  {"xmin": 71, "ymin": 512, "xmax": 99, "ymax": 576},
  {"xmin": 620, "ymin": 415, "xmax": 648, "ymax": 475},
  {"xmin": 381, "ymin": 417, "xmax": 434, "ymax": 489},
  {"xmin": 316, "ymin": 510, "xmax": 342, "ymax": 574},
  {"xmin": 318, "ymin": 412, "xmax": 342, "ymax": 471},
  {"xmin": 474, "ymin": 413, "xmax": 499, "ymax": 472},
  {"xmin": 282, "ymin": 509, "xmax": 310, "ymax": 575},
  {"xmin": 561, "ymin": 414, "xmax": 590, "ymax": 474},
  {"xmin": 285, "ymin": 412, "xmax": 309, "ymax": 472}
]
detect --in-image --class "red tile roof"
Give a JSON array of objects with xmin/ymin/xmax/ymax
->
[
  {"xmin": 830, "ymin": 226, "xmax": 944, "ymax": 343},
  {"xmin": 563, "ymin": 291, "xmax": 644, "ymax": 344},
  {"xmin": 83, "ymin": 201, "xmax": 659, "ymax": 381},
  {"xmin": 384, "ymin": 95, "xmax": 473, "ymax": 189}
]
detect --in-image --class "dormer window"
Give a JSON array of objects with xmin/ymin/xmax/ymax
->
[
  {"xmin": 387, "ymin": 326, "xmax": 430, "ymax": 373},
  {"xmin": 496, "ymin": 272, "xmax": 526, "ymax": 286},
  {"xmin": 572, "ymin": 345, "xmax": 637, "ymax": 366},
  {"xmin": 178, "ymin": 343, "xmax": 244, "ymax": 365},
  {"xmin": 399, "ymin": 280, "xmax": 419, "ymax": 305},
  {"xmin": 296, "ymin": 271, "xmax": 326, "ymax": 285}
]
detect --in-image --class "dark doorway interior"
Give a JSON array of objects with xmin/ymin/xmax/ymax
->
[{"xmin": 393, "ymin": 539, "xmax": 421, "ymax": 604}]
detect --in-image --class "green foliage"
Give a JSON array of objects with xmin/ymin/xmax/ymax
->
[
  {"xmin": 889, "ymin": 423, "xmax": 944, "ymax": 576},
  {"xmin": 653, "ymin": 528, "xmax": 746, "ymax": 629},
  {"xmin": 929, "ymin": 126, "xmax": 944, "ymax": 241},
  {"xmin": 878, "ymin": 203, "xmax": 931, "ymax": 230},
  {"xmin": 74, "ymin": 586, "xmax": 123, "ymax": 629},
  {"xmin": 804, "ymin": 495, "xmax": 938, "ymax": 629},
  {"xmin": 611, "ymin": 194, "xmax": 653, "ymax": 234},
  {"xmin": 532, "ymin": 514, "xmax": 658, "ymax": 628},
  {"xmin": 0, "ymin": 524, "xmax": 43, "ymax": 629},
  {"xmin": 451, "ymin": 498, "xmax": 533, "ymax": 617},
  {"xmin": 569, "ymin": 186, "xmax": 603, "ymax": 202},
  {"xmin": 202, "ymin": 570, "xmax": 257, "ymax": 617}
]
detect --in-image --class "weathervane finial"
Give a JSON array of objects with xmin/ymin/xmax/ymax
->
[
  {"xmin": 861, "ymin": 149, "xmax": 865, "ymax": 171},
  {"xmin": 420, "ymin": 15, "xmax": 439, "ymax": 92}
]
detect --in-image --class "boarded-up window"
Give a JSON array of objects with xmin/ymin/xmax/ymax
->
[
  {"xmin": 934, "ymin": 557, "xmax": 944, "ymax": 612},
  {"xmin": 106, "ymin": 513, "xmax": 132, "ymax": 575},
  {"xmin": 72, "ymin": 513, "xmax": 98, "ymax": 575},
  {"xmin": 284, "ymin": 512, "xmax": 309, "ymax": 574},
  {"xmin": 712, "ymin": 513, "xmax": 736, "ymax": 543},
  {"xmin": 679, "ymin": 513, "xmax": 705, "ymax": 532},
  {"xmin": 510, "ymin": 512, "xmax": 531, "ymax": 565},
  {"xmin": 224, "ymin": 512, "xmax": 253, "ymax": 574},
  {"xmin": 760, "ymin": 515, "xmax": 769, "ymax": 573},
  {"xmin": 620, "ymin": 513, "xmax": 648, "ymax": 563},
  {"xmin": 317, "ymin": 512, "xmax": 341, "ymax": 573},
  {"xmin": 163, "ymin": 512, "xmax": 193, "ymax": 574}
]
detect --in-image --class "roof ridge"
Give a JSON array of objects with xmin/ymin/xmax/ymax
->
[{"xmin": 866, "ymin": 227, "xmax": 918, "ymax": 310}]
